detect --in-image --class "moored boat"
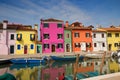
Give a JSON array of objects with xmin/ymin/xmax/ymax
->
[
  {"xmin": 10, "ymin": 58, "xmax": 46, "ymax": 64},
  {"xmin": 0, "ymin": 73, "xmax": 16, "ymax": 80},
  {"xmin": 0, "ymin": 59, "xmax": 11, "ymax": 64},
  {"xmin": 50, "ymin": 55, "xmax": 84, "ymax": 61}
]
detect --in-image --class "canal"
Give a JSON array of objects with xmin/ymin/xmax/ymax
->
[{"xmin": 0, "ymin": 58, "xmax": 120, "ymax": 80}]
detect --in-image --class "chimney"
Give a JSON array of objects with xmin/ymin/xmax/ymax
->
[
  {"xmin": 79, "ymin": 23, "xmax": 82, "ymax": 27},
  {"xmin": 65, "ymin": 21, "xmax": 69, "ymax": 27},
  {"xmin": 34, "ymin": 24, "xmax": 38, "ymax": 30},
  {"xmin": 3, "ymin": 20, "xmax": 8, "ymax": 29}
]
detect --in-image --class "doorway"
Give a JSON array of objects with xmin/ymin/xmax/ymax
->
[
  {"xmin": 66, "ymin": 44, "xmax": 70, "ymax": 52},
  {"xmin": 24, "ymin": 45, "xmax": 27, "ymax": 54},
  {"xmin": 52, "ymin": 44, "xmax": 55, "ymax": 52},
  {"xmin": 10, "ymin": 45, "xmax": 14, "ymax": 54}
]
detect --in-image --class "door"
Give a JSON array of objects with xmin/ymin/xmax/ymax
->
[
  {"xmin": 52, "ymin": 45, "xmax": 55, "ymax": 52},
  {"xmin": 66, "ymin": 44, "xmax": 70, "ymax": 52},
  {"xmin": 37, "ymin": 45, "xmax": 40, "ymax": 53},
  {"xmin": 24, "ymin": 45, "xmax": 27, "ymax": 54},
  {"xmin": 10, "ymin": 45, "xmax": 14, "ymax": 54},
  {"xmin": 81, "ymin": 42, "xmax": 86, "ymax": 51}
]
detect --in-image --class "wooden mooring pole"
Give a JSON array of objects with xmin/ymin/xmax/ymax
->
[
  {"xmin": 100, "ymin": 51, "xmax": 106, "ymax": 74},
  {"xmin": 74, "ymin": 54, "xmax": 79, "ymax": 80}
]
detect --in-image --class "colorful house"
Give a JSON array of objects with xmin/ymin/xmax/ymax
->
[
  {"xmin": 16, "ymin": 25, "xmax": 37, "ymax": 55},
  {"xmin": 92, "ymin": 30, "xmax": 107, "ymax": 51},
  {"xmin": 0, "ymin": 20, "xmax": 16, "ymax": 55},
  {"xmin": 68, "ymin": 22, "xmax": 93, "ymax": 52},
  {"xmin": 40, "ymin": 18, "xmax": 64, "ymax": 53},
  {"xmin": 98, "ymin": 26, "xmax": 120, "ymax": 51},
  {"xmin": 64, "ymin": 21, "xmax": 72, "ymax": 52}
]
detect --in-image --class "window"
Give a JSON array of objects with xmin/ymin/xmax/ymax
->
[
  {"xmin": 115, "ymin": 33, "xmax": 119, "ymax": 37},
  {"xmin": 10, "ymin": 34, "xmax": 14, "ymax": 40},
  {"xmin": 66, "ymin": 34, "xmax": 69, "ymax": 38},
  {"xmin": 44, "ymin": 23, "xmax": 49, "ymax": 28},
  {"xmin": 17, "ymin": 34, "xmax": 22, "ymax": 41},
  {"xmin": 102, "ymin": 33, "xmax": 104, "ymax": 38},
  {"xmin": 30, "ymin": 34, "xmax": 35, "ymax": 41},
  {"xmin": 74, "ymin": 32, "xmax": 79, "ymax": 37},
  {"xmin": 30, "ymin": 44, "xmax": 34, "ymax": 49},
  {"xmin": 86, "ymin": 43, "xmax": 91, "ymax": 48},
  {"xmin": 74, "ymin": 43, "xmax": 80, "ymax": 47},
  {"xmin": 86, "ymin": 33, "xmax": 90, "ymax": 38},
  {"xmin": 114, "ymin": 43, "xmax": 118, "ymax": 47},
  {"xmin": 108, "ymin": 33, "xmax": 112, "ymax": 37},
  {"xmin": 58, "ymin": 43, "xmax": 63, "ymax": 48},
  {"xmin": 43, "ymin": 34, "xmax": 49, "ymax": 39},
  {"xmin": 57, "ymin": 24, "xmax": 62, "ymax": 28},
  {"xmin": 17, "ymin": 45, "xmax": 21, "ymax": 50},
  {"xmin": 57, "ymin": 34, "xmax": 63, "ymax": 39},
  {"xmin": 102, "ymin": 43, "xmax": 105, "ymax": 47},
  {"xmin": 94, "ymin": 43, "xmax": 97, "ymax": 47},
  {"xmin": 93, "ymin": 34, "xmax": 96, "ymax": 38},
  {"xmin": 44, "ymin": 44, "xmax": 49, "ymax": 49}
]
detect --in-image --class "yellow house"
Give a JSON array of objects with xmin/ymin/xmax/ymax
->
[
  {"xmin": 98, "ymin": 26, "xmax": 120, "ymax": 51},
  {"xmin": 16, "ymin": 25, "xmax": 37, "ymax": 55}
]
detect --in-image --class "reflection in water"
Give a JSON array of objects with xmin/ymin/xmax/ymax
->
[{"xmin": 1, "ymin": 58, "xmax": 120, "ymax": 80}]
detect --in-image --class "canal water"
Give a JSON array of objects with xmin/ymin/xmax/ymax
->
[{"xmin": 0, "ymin": 58, "xmax": 120, "ymax": 80}]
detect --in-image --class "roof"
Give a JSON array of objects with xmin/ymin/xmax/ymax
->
[
  {"xmin": 64, "ymin": 22, "xmax": 93, "ymax": 30},
  {"xmin": 92, "ymin": 29, "xmax": 106, "ymax": 32},
  {"xmin": 0, "ymin": 23, "xmax": 37, "ymax": 32},
  {"xmin": 41, "ymin": 18, "xmax": 63, "ymax": 22},
  {"xmin": 98, "ymin": 27, "xmax": 120, "ymax": 32}
]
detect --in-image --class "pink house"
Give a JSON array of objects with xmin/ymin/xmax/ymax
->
[
  {"xmin": 0, "ymin": 20, "xmax": 16, "ymax": 55},
  {"xmin": 40, "ymin": 18, "xmax": 64, "ymax": 53}
]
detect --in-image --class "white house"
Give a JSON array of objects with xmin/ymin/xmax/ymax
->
[{"xmin": 92, "ymin": 30, "xmax": 107, "ymax": 51}]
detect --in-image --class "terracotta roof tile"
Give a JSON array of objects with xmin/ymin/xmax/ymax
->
[{"xmin": 41, "ymin": 18, "xmax": 63, "ymax": 22}]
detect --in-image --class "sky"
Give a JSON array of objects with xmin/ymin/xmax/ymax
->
[{"xmin": 0, "ymin": 0, "xmax": 120, "ymax": 39}]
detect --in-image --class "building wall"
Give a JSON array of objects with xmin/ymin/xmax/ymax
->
[
  {"xmin": 107, "ymin": 32, "xmax": 120, "ymax": 51},
  {"xmin": 92, "ymin": 32, "xmax": 107, "ymax": 51},
  {"xmin": 41, "ymin": 21, "xmax": 64, "ymax": 53},
  {"xmin": 16, "ymin": 30, "xmax": 36, "ymax": 55},
  {"xmin": 72, "ymin": 29, "xmax": 93, "ymax": 52},
  {"xmin": 8, "ymin": 30, "xmax": 16, "ymax": 54},
  {"xmin": 64, "ymin": 29, "xmax": 72, "ymax": 52}
]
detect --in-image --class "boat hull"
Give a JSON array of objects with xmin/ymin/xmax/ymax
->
[
  {"xmin": 50, "ymin": 56, "xmax": 84, "ymax": 61},
  {"xmin": 10, "ymin": 58, "xmax": 46, "ymax": 64}
]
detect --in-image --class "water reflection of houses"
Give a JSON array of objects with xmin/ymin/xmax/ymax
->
[
  {"xmin": 10, "ymin": 66, "xmax": 40, "ymax": 80},
  {"xmin": 41, "ymin": 65, "xmax": 65, "ymax": 80},
  {"xmin": 109, "ymin": 59, "xmax": 120, "ymax": 73},
  {"xmin": 94, "ymin": 59, "xmax": 109, "ymax": 74},
  {"xmin": 74, "ymin": 60, "xmax": 94, "ymax": 73}
]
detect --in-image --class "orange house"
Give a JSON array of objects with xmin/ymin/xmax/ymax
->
[{"xmin": 69, "ymin": 22, "xmax": 93, "ymax": 52}]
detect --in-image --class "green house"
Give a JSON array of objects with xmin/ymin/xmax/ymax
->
[{"xmin": 64, "ymin": 28, "xmax": 72, "ymax": 52}]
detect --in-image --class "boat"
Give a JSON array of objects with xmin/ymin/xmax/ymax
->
[
  {"xmin": 0, "ymin": 59, "xmax": 11, "ymax": 64},
  {"xmin": 111, "ymin": 50, "xmax": 120, "ymax": 59},
  {"xmin": 50, "ymin": 55, "xmax": 84, "ymax": 61},
  {"xmin": 10, "ymin": 58, "xmax": 46, "ymax": 64},
  {"xmin": 0, "ymin": 73, "xmax": 16, "ymax": 80}
]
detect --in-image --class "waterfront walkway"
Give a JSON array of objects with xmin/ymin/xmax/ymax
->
[{"xmin": 0, "ymin": 51, "xmax": 111, "ymax": 59}]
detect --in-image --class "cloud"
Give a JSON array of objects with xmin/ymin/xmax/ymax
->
[{"xmin": 0, "ymin": 0, "xmax": 91, "ymax": 25}]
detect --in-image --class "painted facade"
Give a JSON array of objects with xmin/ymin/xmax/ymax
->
[
  {"xmin": 16, "ymin": 29, "xmax": 37, "ymax": 55},
  {"xmin": 40, "ymin": 18, "xmax": 64, "ymax": 53},
  {"xmin": 69, "ymin": 22, "xmax": 93, "ymax": 52},
  {"xmin": 98, "ymin": 26, "xmax": 120, "ymax": 51},
  {"xmin": 0, "ymin": 20, "xmax": 9, "ymax": 55},
  {"xmin": 92, "ymin": 30, "xmax": 107, "ymax": 51},
  {"xmin": 64, "ymin": 29, "xmax": 72, "ymax": 52}
]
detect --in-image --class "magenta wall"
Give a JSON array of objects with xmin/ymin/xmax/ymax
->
[{"xmin": 40, "ymin": 21, "xmax": 64, "ymax": 53}]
